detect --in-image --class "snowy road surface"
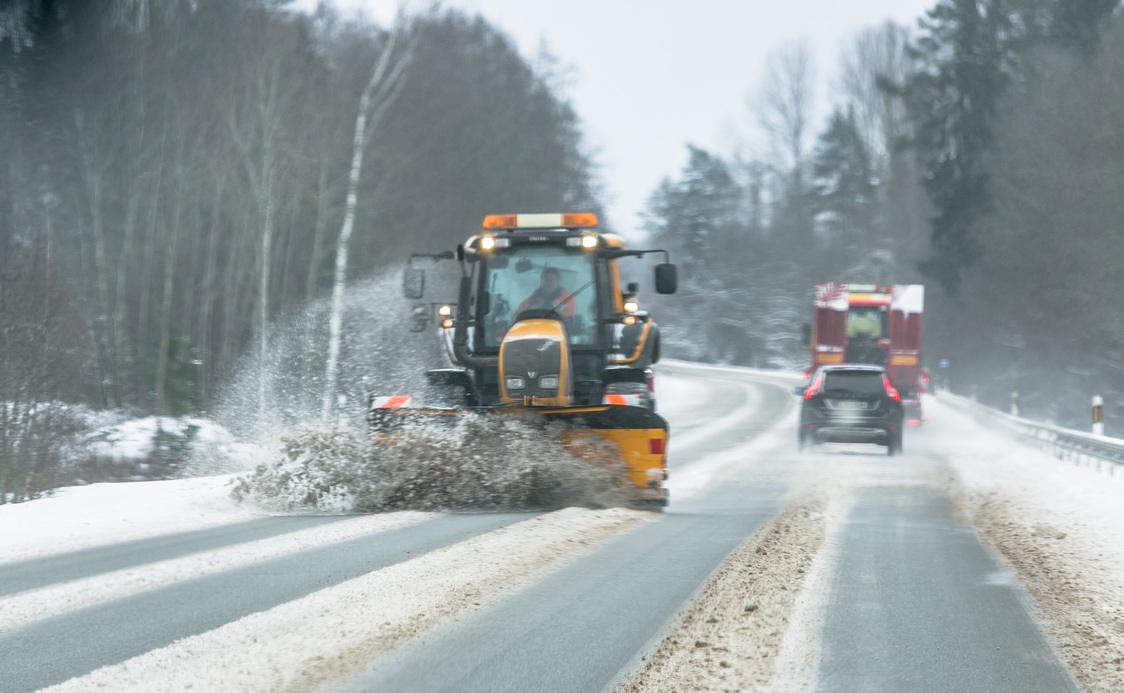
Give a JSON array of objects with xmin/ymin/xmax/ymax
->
[{"xmin": 1, "ymin": 360, "xmax": 1122, "ymax": 691}]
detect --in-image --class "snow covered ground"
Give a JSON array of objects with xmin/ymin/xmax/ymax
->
[
  {"xmin": 927, "ymin": 395, "xmax": 1124, "ymax": 690},
  {"xmin": 3, "ymin": 366, "xmax": 1124, "ymax": 690}
]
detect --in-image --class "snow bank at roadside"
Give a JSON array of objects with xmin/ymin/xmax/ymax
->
[
  {"xmin": 926, "ymin": 395, "xmax": 1124, "ymax": 690},
  {"xmin": 927, "ymin": 395, "xmax": 1124, "ymax": 582},
  {"xmin": 0, "ymin": 475, "xmax": 268, "ymax": 564}
]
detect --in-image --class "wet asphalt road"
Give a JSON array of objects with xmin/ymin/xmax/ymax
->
[
  {"xmin": 1, "ymin": 363, "xmax": 1079, "ymax": 692},
  {"xmin": 345, "ymin": 364, "xmax": 1078, "ymax": 692}
]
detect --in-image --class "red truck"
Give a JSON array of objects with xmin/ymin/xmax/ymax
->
[{"xmin": 804, "ymin": 283, "xmax": 926, "ymax": 423}]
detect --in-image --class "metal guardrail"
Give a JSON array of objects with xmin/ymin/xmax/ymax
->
[{"xmin": 938, "ymin": 391, "xmax": 1124, "ymax": 474}]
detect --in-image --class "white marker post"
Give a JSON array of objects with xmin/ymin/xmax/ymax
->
[{"xmin": 1093, "ymin": 395, "xmax": 1104, "ymax": 436}]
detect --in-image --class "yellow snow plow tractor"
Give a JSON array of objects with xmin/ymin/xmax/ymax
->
[{"xmin": 371, "ymin": 212, "xmax": 678, "ymax": 508}]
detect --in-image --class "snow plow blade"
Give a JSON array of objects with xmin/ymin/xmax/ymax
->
[{"xmin": 369, "ymin": 402, "xmax": 669, "ymax": 508}]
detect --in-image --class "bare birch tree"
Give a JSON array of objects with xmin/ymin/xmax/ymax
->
[
  {"xmin": 754, "ymin": 41, "xmax": 815, "ymax": 190},
  {"xmin": 751, "ymin": 41, "xmax": 817, "ymax": 251},
  {"xmin": 322, "ymin": 8, "xmax": 426, "ymax": 418},
  {"xmin": 837, "ymin": 22, "xmax": 912, "ymax": 176},
  {"xmin": 836, "ymin": 21, "xmax": 929, "ymax": 270}
]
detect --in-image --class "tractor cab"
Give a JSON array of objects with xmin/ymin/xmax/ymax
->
[
  {"xmin": 403, "ymin": 213, "xmax": 677, "ymax": 408},
  {"xmin": 456, "ymin": 214, "xmax": 674, "ymax": 406}
]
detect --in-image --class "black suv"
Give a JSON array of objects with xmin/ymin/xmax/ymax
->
[{"xmin": 793, "ymin": 364, "xmax": 904, "ymax": 455}]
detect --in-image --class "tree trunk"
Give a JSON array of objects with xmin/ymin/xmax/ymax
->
[{"xmin": 322, "ymin": 19, "xmax": 419, "ymax": 418}]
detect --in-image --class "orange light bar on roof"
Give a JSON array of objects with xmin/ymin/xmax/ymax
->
[
  {"xmin": 482, "ymin": 214, "xmax": 518, "ymax": 229},
  {"xmin": 560, "ymin": 212, "xmax": 599, "ymax": 227},
  {"xmin": 482, "ymin": 213, "xmax": 599, "ymax": 229}
]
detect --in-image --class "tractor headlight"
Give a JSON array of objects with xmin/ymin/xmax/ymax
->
[
  {"xmin": 566, "ymin": 234, "xmax": 599, "ymax": 249},
  {"xmin": 505, "ymin": 376, "xmax": 525, "ymax": 390},
  {"xmin": 538, "ymin": 375, "xmax": 559, "ymax": 390}
]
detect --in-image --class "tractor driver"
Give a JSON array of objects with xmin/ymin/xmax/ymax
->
[{"xmin": 517, "ymin": 266, "xmax": 574, "ymax": 318}]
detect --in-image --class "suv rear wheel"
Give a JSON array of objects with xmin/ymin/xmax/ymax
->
[{"xmin": 887, "ymin": 431, "xmax": 903, "ymax": 456}]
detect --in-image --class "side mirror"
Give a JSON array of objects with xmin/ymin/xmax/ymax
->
[
  {"xmin": 654, "ymin": 263, "xmax": 678, "ymax": 295},
  {"xmin": 403, "ymin": 268, "xmax": 425, "ymax": 299},
  {"xmin": 791, "ymin": 386, "xmax": 806, "ymax": 396},
  {"xmin": 626, "ymin": 281, "xmax": 639, "ymax": 295},
  {"xmin": 408, "ymin": 303, "xmax": 429, "ymax": 332},
  {"xmin": 800, "ymin": 323, "xmax": 812, "ymax": 349}
]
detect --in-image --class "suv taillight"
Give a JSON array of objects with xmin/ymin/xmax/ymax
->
[
  {"xmin": 883, "ymin": 375, "xmax": 901, "ymax": 402},
  {"xmin": 804, "ymin": 372, "xmax": 824, "ymax": 399}
]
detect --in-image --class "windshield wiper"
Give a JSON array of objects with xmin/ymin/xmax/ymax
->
[{"xmin": 553, "ymin": 279, "xmax": 595, "ymax": 314}]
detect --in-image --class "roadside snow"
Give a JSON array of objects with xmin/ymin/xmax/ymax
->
[
  {"xmin": 84, "ymin": 416, "xmax": 243, "ymax": 463},
  {"xmin": 930, "ymin": 395, "xmax": 1124, "ymax": 582},
  {"xmin": 927, "ymin": 395, "xmax": 1124, "ymax": 690},
  {"xmin": 652, "ymin": 362, "xmax": 715, "ymax": 414},
  {"xmin": 0, "ymin": 475, "xmax": 266, "ymax": 564}
]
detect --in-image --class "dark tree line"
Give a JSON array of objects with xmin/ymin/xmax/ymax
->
[
  {"xmin": 902, "ymin": 0, "xmax": 1123, "ymax": 424},
  {"xmin": 644, "ymin": 0, "xmax": 1124, "ymax": 429},
  {"xmin": 0, "ymin": 0, "xmax": 603, "ymax": 500}
]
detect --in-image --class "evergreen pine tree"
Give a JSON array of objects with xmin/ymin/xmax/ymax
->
[
  {"xmin": 902, "ymin": 0, "xmax": 1040, "ymax": 293},
  {"xmin": 810, "ymin": 106, "xmax": 877, "ymax": 264}
]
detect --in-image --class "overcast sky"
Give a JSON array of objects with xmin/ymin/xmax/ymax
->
[{"xmin": 324, "ymin": 1, "xmax": 937, "ymax": 237}]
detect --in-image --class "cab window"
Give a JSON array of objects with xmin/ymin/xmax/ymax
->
[
  {"xmin": 480, "ymin": 247, "xmax": 596, "ymax": 347},
  {"xmin": 846, "ymin": 306, "xmax": 887, "ymax": 340}
]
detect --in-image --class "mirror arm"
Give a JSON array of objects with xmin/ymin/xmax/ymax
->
[{"xmin": 598, "ymin": 248, "xmax": 672, "ymax": 262}]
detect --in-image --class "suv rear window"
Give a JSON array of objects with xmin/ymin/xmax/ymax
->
[{"xmin": 822, "ymin": 371, "xmax": 884, "ymax": 395}]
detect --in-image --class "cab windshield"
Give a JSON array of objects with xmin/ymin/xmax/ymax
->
[
  {"xmin": 480, "ymin": 247, "xmax": 597, "ymax": 347},
  {"xmin": 846, "ymin": 306, "xmax": 887, "ymax": 341}
]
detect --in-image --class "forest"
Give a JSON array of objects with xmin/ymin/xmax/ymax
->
[
  {"xmin": 645, "ymin": 0, "xmax": 1124, "ymax": 432},
  {"xmin": 1, "ymin": 0, "xmax": 1123, "ymax": 501}
]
